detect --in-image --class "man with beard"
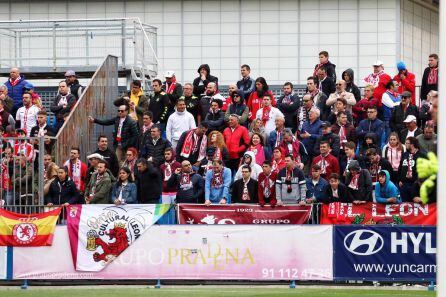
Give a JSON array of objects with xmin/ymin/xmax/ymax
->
[
  {"xmin": 257, "ymin": 160, "xmax": 277, "ymax": 207},
  {"xmin": 420, "ymin": 54, "xmax": 438, "ymax": 100},
  {"xmin": 399, "ymin": 137, "xmax": 427, "ymax": 202},
  {"xmin": 237, "ymin": 64, "xmax": 255, "ymax": 101},
  {"xmin": 114, "ymin": 80, "xmax": 149, "ymax": 128},
  {"xmin": 163, "ymin": 71, "xmax": 183, "ymax": 107},
  {"xmin": 199, "ymin": 82, "xmax": 225, "ymax": 121},
  {"xmin": 84, "ymin": 160, "xmax": 112, "ymax": 204},
  {"xmin": 64, "ymin": 70, "xmax": 83, "ymax": 100},
  {"xmin": 204, "ymin": 159, "xmax": 231, "ymax": 205},
  {"xmin": 306, "ymin": 76, "xmax": 329, "ymax": 120},
  {"xmin": 232, "ymin": 165, "xmax": 258, "ymax": 204},
  {"xmin": 64, "ymin": 147, "xmax": 88, "ymax": 194},
  {"xmin": 93, "ymin": 135, "xmax": 119, "ymax": 177},
  {"xmin": 326, "ymin": 80, "xmax": 356, "ymax": 114},
  {"xmin": 159, "ymin": 147, "xmax": 181, "ymax": 204},
  {"xmin": 416, "ymin": 120, "xmax": 437, "ymax": 154},
  {"xmin": 135, "ymin": 158, "xmax": 162, "ymax": 204},
  {"xmin": 193, "ymin": 64, "xmax": 218, "ymax": 97},
  {"xmin": 148, "ymin": 79, "xmax": 170, "ymax": 132},
  {"xmin": 179, "ymin": 83, "xmax": 200, "ymax": 123},
  {"xmin": 168, "ymin": 160, "xmax": 204, "ymax": 204},
  {"xmin": 365, "ymin": 148, "xmax": 393, "ymax": 184},
  {"xmin": 176, "ymin": 122, "xmax": 209, "ymax": 167},
  {"xmin": 276, "ymin": 82, "xmax": 300, "ymax": 131}
]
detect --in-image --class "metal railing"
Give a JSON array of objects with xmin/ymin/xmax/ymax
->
[
  {"xmin": 0, "ymin": 137, "xmax": 45, "ymax": 213},
  {"xmin": 0, "ymin": 18, "xmax": 158, "ymax": 79},
  {"xmin": 54, "ymin": 55, "xmax": 118, "ymax": 164}
]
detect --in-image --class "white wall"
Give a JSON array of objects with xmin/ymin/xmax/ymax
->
[{"xmin": 0, "ymin": 0, "xmax": 438, "ymax": 87}]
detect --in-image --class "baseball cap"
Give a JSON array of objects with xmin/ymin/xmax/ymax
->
[
  {"xmin": 321, "ymin": 121, "xmax": 331, "ymax": 128},
  {"xmin": 164, "ymin": 71, "xmax": 175, "ymax": 78},
  {"xmin": 24, "ymin": 83, "xmax": 34, "ymax": 90},
  {"xmin": 403, "ymin": 115, "xmax": 417, "ymax": 123},
  {"xmin": 87, "ymin": 153, "xmax": 104, "ymax": 160},
  {"xmin": 65, "ymin": 70, "xmax": 76, "ymax": 77},
  {"xmin": 373, "ymin": 60, "xmax": 384, "ymax": 66}
]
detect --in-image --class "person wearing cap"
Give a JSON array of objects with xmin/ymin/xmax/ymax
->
[
  {"xmin": 0, "ymin": 85, "xmax": 14, "ymax": 113},
  {"xmin": 327, "ymin": 80, "xmax": 356, "ymax": 114},
  {"xmin": 344, "ymin": 159, "xmax": 373, "ymax": 204},
  {"xmin": 166, "ymin": 98, "xmax": 196, "ymax": 150},
  {"xmin": 276, "ymin": 82, "xmax": 300, "ymax": 131},
  {"xmin": 363, "ymin": 60, "xmax": 391, "ymax": 106},
  {"xmin": 4, "ymin": 67, "xmax": 29, "ymax": 116},
  {"xmin": 416, "ymin": 120, "xmax": 437, "ymax": 154},
  {"xmin": 225, "ymin": 89, "xmax": 249, "ymax": 127},
  {"xmin": 256, "ymin": 94, "xmax": 284, "ymax": 135},
  {"xmin": 223, "ymin": 114, "xmax": 250, "ymax": 175},
  {"xmin": 193, "ymin": 64, "xmax": 218, "ymax": 97},
  {"xmin": 163, "ymin": 70, "xmax": 183, "ymax": 107},
  {"xmin": 314, "ymin": 121, "xmax": 340, "ymax": 157},
  {"xmin": 64, "ymin": 70, "xmax": 84, "ymax": 100},
  {"xmin": 420, "ymin": 54, "xmax": 438, "ymax": 101},
  {"xmin": 85, "ymin": 152, "xmax": 104, "ymax": 185},
  {"xmin": 393, "ymin": 61, "xmax": 416, "ymax": 105},
  {"xmin": 179, "ymin": 83, "xmax": 200, "ymax": 122},
  {"xmin": 50, "ymin": 80, "xmax": 77, "ymax": 132},
  {"xmin": 305, "ymin": 164, "xmax": 329, "ymax": 204},
  {"xmin": 375, "ymin": 170, "xmax": 401, "ymax": 204},
  {"xmin": 390, "ymin": 91, "xmax": 418, "ymax": 133},
  {"xmin": 23, "ymin": 83, "xmax": 42, "ymax": 109},
  {"xmin": 399, "ymin": 115, "xmax": 422, "ymax": 141},
  {"xmin": 237, "ymin": 64, "xmax": 255, "ymax": 101},
  {"xmin": 204, "ymin": 99, "xmax": 225, "ymax": 134},
  {"xmin": 114, "ymin": 80, "xmax": 149, "ymax": 128}
]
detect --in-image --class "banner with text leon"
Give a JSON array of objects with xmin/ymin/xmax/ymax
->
[
  {"xmin": 334, "ymin": 226, "xmax": 436, "ymax": 281},
  {"xmin": 14, "ymin": 225, "xmax": 333, "ymax": 280},
  {"xmin": 321, "ymin": 202, "xmax": 436, "ymax": 225},
  {"xmin": 178, "ymin": 204, "xmax": 312, "ymax": 224}
]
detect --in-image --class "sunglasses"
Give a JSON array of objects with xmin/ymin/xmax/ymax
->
[{"xmin": 118, "ymin": 110, "xmax": 126, "ymax": 112}]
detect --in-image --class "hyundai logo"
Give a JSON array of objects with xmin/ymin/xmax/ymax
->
[{"xmin": 344, "ymin": 230, "xmax": 384, "ymax": 256}]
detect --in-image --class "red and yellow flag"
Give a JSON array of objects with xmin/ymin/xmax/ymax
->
[{"xmin": 0, "ymin": 207, "xmax": 62, "ymax": 246}]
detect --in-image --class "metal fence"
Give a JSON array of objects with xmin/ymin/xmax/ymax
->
[
  {"xmin": 53, "ymin": 55, "xmax": 118, "ymax": 164},
  {"xmin": 0, "ymin": 136, "xmax": 45, "ymax": 213}
]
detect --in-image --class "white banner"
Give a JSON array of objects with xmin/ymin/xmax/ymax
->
[
  {"xmin": 67, "ymin": 204, "xmax": 170, "ymax": 272},
  {"xmin": 14, "ymin": 225, "xmax": 333, "ymax": 280}
]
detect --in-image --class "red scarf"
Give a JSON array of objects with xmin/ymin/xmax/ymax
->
[
  {"xmin": 261, "ymin": 174, "xmax": 274, "ymax": 198},
  {"xmin": 165, "ymin": 78, "xmax": 177, "ymax": 94},
  {"xmin": 313, "ymin": 61, "xmax": 328, "ymax": 76},
  {"xmin": 406, "ymin": 153, "xmax": 414, "ymax": 178},
  {"xmin": 339, "ymin": 125, "xmax": 347, "ymax": 149},
  {"xmin": 428, "ymin": 67, "xmax": 438, "ymax": 85},
  {"xmin": 211, "ymin": 168, "xmax": 224, "ymax": 187},
  {"xmin": 348, "ymin": 172, "xmax": 359, "ymax": 190},
  {"xmin": 180, "ymin": 172, "xmax": 191, "ymax": 186},
  {"xmin": 242, "ymin": 178, "xmax": 250, "ymax": 201},
  {"xmin": 249, "ymin": 144, "xmax": 265, "ymax": 165},
  {"xmin": 262, "ymin": 106, "xmax": 271, "ymax": 126},
  {"xmin": 163, "ymin": 161, "xmax": 172, "ymax": 181},
  {"xmin": 180, "ymin": 129, "xmax": 207, "ymax": 161},
  {"xmin": 9, "ymin": 77, "xmax": 21, "ymax": 87},
  {"xmin": 213, "ymin": 147, "xmax": 222, "ymax": 160}
]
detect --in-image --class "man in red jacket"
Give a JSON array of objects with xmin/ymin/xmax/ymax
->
[
  {"xmin": 363, "ymin": 60, "xmax": 391, "ymax": 107},
  {"xmin": 257, "ymin": 160, "xmax": 277, "ymax": 207},
  {"xmin": 311, "ymin": 140, "xmax": 340, "ymax": 180},
  {"xmin": 223, "ymin": 114, "xmax": 250, "ymax": 175},
  {"xmin": 393, "ymin": 61, "xmax": 416, "ymax": 105}
]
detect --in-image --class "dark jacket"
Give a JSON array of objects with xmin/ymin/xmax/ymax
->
[
  {"xmin": 93, "ymin": 115, "xmax": 138, "ymax": 150},
  {"xmin": 300, "ymin": 119, "xmax": 323, "ymax": 158},
  {"xmin": 345, "ymin": 169, "xmax": 373, "ymax": 202},
  {"xmin": 342, "ymin": 69, "xmax": 361, "ymax": 102},
  {"xmin": 231, "ymin": 178, "xmax": 259, "ymax": 204},
  {"xmin": 148, "ymin": 91, "xmax": 170, "ymax": 124},
  {"xmin": 136, "ymin": 163, "xmax": 162, "ymax": 203},
  {"xmin": 29, "ymin": 124, "xmax": 56, "ymax": 138},
  {"xmin": 237, "ymin": 76, "xmax": 255, "ymax": 101},
  {"xmin": 167, "ymin": 172, "xmax": 204, "ymax": 203},
  {"xmin": 399, "ymin": 128, "xmax": 423, "ymax": 143},
  {"xmin": 390, "ymin": 104, "xmax": 419, "ymax": 132},
  {"xmin": 110, "ymin": 182, "xmax": 137, "ymax": 204},
  {"xmin": 84, "ymin": 171, "xmax": 113, "ymax": 204},
  {"xmin": 1, "ymin": 95, "xmax": 14, "ymax": 113},
  {"xmin": 205, "ymin": 109, "xmax": 226, "ymax": 133},
  {"xmin": 140, "ymin": 137, "xmax": 171, "ymax": 167},
  {"xmin": 420, "ymin": 66, "xmax": 438, "ymax": 100},
  {"xmin": 94, "ymin": 148, "xmax": 120, "ymax": 178},
  {"xmin": 399, "ymin": 150, "xmax": 427, "ymax": 184},
  {"xmin": 182, "ymin": 95, "xmax": 200, "ymax": 120},
  {"xmin": 315, "ymin": 61, "xmax": 337, "ymax": 82},
  {"xmin": 50, "ymin": 93, "xmax": 77, "ymax": 118},
  {"xmin": 276, "ymin": 93, "xmax": 300, "ymax": 130},
  {"xmin": 114, "ymin": 92, "xmax": 149, "ymax": 127},
  {"xmin": 67, "ymin": 79, "xmax": 83, "ymax": 100},
  {"xmin": 4, "ymin": 75, "xmax": 28, "ymax": 110},
  {"xmin": 314, "ymin": 132, "xmax": 341, "ymax": 157},
  {"xmin": 176, "ymin": 130, "xmax": 206, "ymax": 164},
  {"xmin": 46, "ymin": 177, "xmax": 80, "ymax": 205},
  {"xmin": 356, "ymin": 118, "xmax": 384, "ymax": 145},
  {"xmin": 319, "ymin": 76, "xmax": 336, "ymax": 98},
  {"xmin": 306, "ymin": 177, "xmax": 329, "ymax": 202},
  {"xmin": 163, "ymin": 81, "xmax": 183, "ymax": 107},
  {"xmin": 193, "ymin": 64, "xmax": 218, "ymax": 97},
  {"xmin": 321, "ymin": 182, "xmax": 352, "ymax": 204}
]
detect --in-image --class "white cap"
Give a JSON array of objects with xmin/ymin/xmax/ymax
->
[
  {"xmin": 87, "ymin": 153, "xmax": 104, "ymax": 160},
  {"xmin": 373, "ymin": 60, "xmax": 384, "ymax": 66},
  {"xmin": 164, "ymin": 70, "xmax": 175, "ymax": 78},
  {"xmin": 403, "ymin": 115, "xmax": 417, "ymax": 123}
]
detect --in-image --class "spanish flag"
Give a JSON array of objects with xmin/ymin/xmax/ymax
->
[{"xmin": 0, "ymin": 207, "xmax": 62, "ymax": 246}]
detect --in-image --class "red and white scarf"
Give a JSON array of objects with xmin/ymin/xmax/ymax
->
[
  {"xmin": 65, "ymin": 159, "xmax": 82, "ymax": 191},
  {"xmin": 313, "ymin": 62, "xmax": 328, "ymax": 77},
  {"xmin": 165, "ymin": 77, "xmax": 177, "ymax": 94},
  {"xmin": 180, "ymin": 130, "xmax": 207, "ymax": 161},
  {"xmin": 261, "ymin": 174, "xmax": 274, "ymax": 198},
  {"xmin": 348, "ymin": 172, "xmax": 360, "ymax": 190},
  {"xmin": 318, "ymin": 154, "xmax": 328, "ymax": 174},
  {"xmin": 163, "ymin": 161, "xmax": 173, "ymax": 181},
  {"xmin": 428, "ymin": 67, "xmax": 438, "ymax": 85},
  {"xmin": 261, "ymin": 106, "xmax": 271, "ymax": 126},
  {"xmin": 364, "ymin": 70, "xmax": 383, "ymax": 87},
  {"xmin": 339, "ymin": 125, "xmax": 347, "ymax": 149},
  {"xmin": 211, "ymin": 168, "xmax": 224, "ymax": 187},
  {"xmin": 180, "ymin": 172, "xmax": 191, "ymax": 187},
  {"xmin": 9, "ymin": 77, "xmax": 21, "ymax": 87},
  {"xmin": 91, "ymin": 173, "xmax": 104, "ymax": 195},
  {"xmin": 406, "ymin": 153, "xmax": 414, "ymax": 179},
  {"xmin": 242, "ymin": 178, "xmax": 250, "ymax": 201}
]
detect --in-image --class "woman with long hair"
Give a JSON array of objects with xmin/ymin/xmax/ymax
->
[
  {"xmin": 249, "ymin": 118, "xmax": 268, "ymax": 146},
  {"xmin": 111, "ymin": 167, "xmax": 137, "ymax": 205},
  {"xmin": 247, "ymin": 133, "xmax": 271, "ymax": 166},
  {"xmin": 46, "ymin": 166, "xmax": 80, "ymax": 206},
  {"xmin": 247, "ymin": 77, "xmax": 276, "ymax": 122},
  {"xmin": 207, "ymin": 131, "xmax": 229, "ymax": 164},
  {"xmin": 382, "ymin": 132, "xmax": 406, "ymax": 184},
  {"xmin": 122, "ymin": 147, "xmax": 138, "ymax": 178}
]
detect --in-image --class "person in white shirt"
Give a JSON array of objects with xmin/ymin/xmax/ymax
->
[
  {"xmin": 15, "ymin": 92, "xmax": 40, "ymax": 136},
  {"xmin": 326, "ymin": 80, "xmax": 356, "ymax": 114},
  {"xmin": 166, "ymin": 98, "xmax": 196, "ymax": 150},
  {"xmin": 256, "ymin": 95, "xmax": 284, "ymax": 135}
]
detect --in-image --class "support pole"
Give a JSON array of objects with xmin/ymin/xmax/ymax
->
[{"xmin": 428, "ymin": 281, "xmax": 435, "ymax": 291}]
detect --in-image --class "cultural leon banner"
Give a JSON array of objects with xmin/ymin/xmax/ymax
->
[
  {"xmin": 0, "ymin": 207, "xmax": 61, "ymax": 246},
  {"xmin": 178, "ymin": 204, "xmax": 312, "ymax": 224},
  {"xmin": 320, "ymin": 202, "xmax": 436, "ymax": 226},
  {"xmin": 67, "ymin": 204, "xmax": 170, "ymax": 272}
]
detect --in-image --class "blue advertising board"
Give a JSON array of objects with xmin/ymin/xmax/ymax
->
[{"xmin": 334, "ymin": 226, "xmax": 436, "ymax": 281}]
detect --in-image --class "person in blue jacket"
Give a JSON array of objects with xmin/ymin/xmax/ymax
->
[
  {"xmin": 375, "ymin": 170, "xmax": 401, "ymax": 204},
  {"xmin": 4, "ymin": 68, "xmax": 28, "ymax": 116},
  {"xmin": 111, "ymin": 167, "xmax": 138, "ymax": 205},
  {"xmin": 204, "ymin": 159, "xmax": 231, "ymax": 205}
]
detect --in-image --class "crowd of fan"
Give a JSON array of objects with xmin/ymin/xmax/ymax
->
[{"xmin": 0, "ymin": 51, "xmax": 439, "ymax": 208}]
